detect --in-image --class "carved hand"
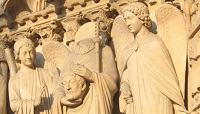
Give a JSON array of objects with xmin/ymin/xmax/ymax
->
[
  {"xmin": 34, "ymin": 83, "xmax": 46, "ymax": 106},
  {"xmin": 122, "ymin": 89, "xmax": 133, "ymax": 104},
  {"xmin": 61, "ymin": 96, "xmax": 82, "ymax": 106},
  {"xmin": 71, "ymin": 63, "xmax": 94, "ymax": 81},
  {"xmin": 61, "ymin": 97, "xmax": 69, "ymax": 105}
]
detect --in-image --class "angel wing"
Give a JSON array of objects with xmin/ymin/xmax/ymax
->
[
  {"xmin": 111, "ymin": 15, "xmax": 133, "ymax": 77},
  {"xmin": 155, "ymin": 3, "xmax": 187, "ymax": 98},
  {"xmin": 42, "ymin": 41, "xmax": 70, "ymax": 72}
]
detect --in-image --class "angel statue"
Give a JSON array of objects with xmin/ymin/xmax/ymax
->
[
  {"xmin": 111, "ymin": 2, "xmax": 188, "ymax": 114},
  {"xmin": 48, "ymin": 22, "xmax": 118, "ymax": 114},
  {"xmin": 8, "ymin": 38, "xmax": 57, "ymax": 114}
]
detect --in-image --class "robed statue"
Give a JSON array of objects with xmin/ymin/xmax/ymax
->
[
  {"xmin": 111, "ymin": 2, "xmax": 188, "ymax": 114},
  {"xmin": 44, "ymin": 22, "xmax": 118, "ymax": 114},
  {"xmin": 9, "ymin": 38, "xmax": 55, "ymax": 114}
]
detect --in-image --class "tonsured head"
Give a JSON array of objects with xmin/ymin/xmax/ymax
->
[{"xmin": 61, "ymin": 73, "xmax": 86, "ymax": 101}]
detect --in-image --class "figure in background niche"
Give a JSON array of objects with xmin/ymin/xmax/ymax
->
[
  {"xmin": 183, "ymin": 0, "xmax": 200, "ymax": 29},
  {"xmin": 0, "ymin": 48, "xmax": 8, "ymax": 114},
  {"xmin": 187, "ymin": 25, "xmax": 200, "ymax": 114},
  {"xmin": 9, "ymin": 38, "xmax": 55, "ymax": 114},
  {"xmin": 48, "ymin": 22, "xmax": 118, "ymax": 114},
  {"xmin": 111, "ymin": 2, "xmax": 188, "ymax": 114},
  {"xmin": 22, "ymin": 0, "xmax": 50, "ymax": 12}
]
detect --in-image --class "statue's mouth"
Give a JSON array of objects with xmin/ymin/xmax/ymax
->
[{"xmin": 66, "ymin": 91, "xmax": 74, "ymax": 94}]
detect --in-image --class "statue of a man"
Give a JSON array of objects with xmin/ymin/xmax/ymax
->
[
  {"xmin": 59, "ymin": 72, "xmax": 87, "ymax": 107},
  {"xmin": 53, "ymin": 22, "xmax": 118, "ymax": 114},
  {"xmin": 9, "ymin": 38, "xmax": 53, "ymax": 114}
]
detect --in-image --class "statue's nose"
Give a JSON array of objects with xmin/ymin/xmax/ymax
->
[
  {"xmin": 26, "ymin": 53, "xmax": 31, "ymax": 58},
  {"xmin": 66, "ymin": 83, "xmax": 71, "ymax": 91}
]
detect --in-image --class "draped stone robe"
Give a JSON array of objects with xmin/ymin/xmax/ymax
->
[
  {"xmin": 9, "ymin": 68, "xmax": 53, "ymax": 114},
  {"xmin": 120, "ymin": 32, "xmax": 186, "ymax": 114},
  {"xmin": 0, "ymin": 75, "xmax": 7, "ymax": 114},
  {"xmin": 53, "ymin": 40, "xmax": 118, "ymax": 114},
  {"xmin": 0, "ymin": 62, "xmax": 8, "ymax": 114}
]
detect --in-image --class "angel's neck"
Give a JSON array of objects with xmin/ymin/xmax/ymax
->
[
  {"xmin": 134, "ymin": 26, "xmax": 150, "ymax": 41},
  {"xmin": 20, "ymin": 64, "xmax": 35, "ymax": 72}
]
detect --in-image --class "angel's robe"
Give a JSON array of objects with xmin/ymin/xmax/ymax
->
[
  {"xmin": 53, "ymin": 40, "xmax": 118, "ymax": 114},
  {"xmin": 9, "ymin": 68, "xmax": 53, "ymax": 114},
  {"xmin": 120, "ymin": 32, "xmax": 186, "ymax": 114}
]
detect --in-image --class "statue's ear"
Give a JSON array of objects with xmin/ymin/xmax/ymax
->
[
  {"xmin": 14, "ymin": 51, "xmax": 20, "ymax": 62},
  {"xmin": 81, "ymin": 82, "xmax": 86, "ymax": 91}
]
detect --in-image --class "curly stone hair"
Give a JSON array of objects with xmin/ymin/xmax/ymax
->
[
  {"xmin": 62, "ymin": 73, "xmax": 85, "ymax": 85},
  {"xmin": 122, "ymin": 2, "xmax": 152, "ymax": 29}
]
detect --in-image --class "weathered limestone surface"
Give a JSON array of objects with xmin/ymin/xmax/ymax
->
[
  {"xmin": 113, "ymin": 2, "xmax": 187, "ymax": 114},
  {"xmin": 1, "ymin": 0, "xmax": 200, "ymax": 114}
]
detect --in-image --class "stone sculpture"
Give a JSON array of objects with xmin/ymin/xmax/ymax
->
[
  {"xmin": 111, "ymin": 2, "xmax": 188, "ymax": 114},
  {"xmin": 183, "ymin": 0, "xmax": 200, "ymax": 29},
  {"xmin": 0, "ymin": 48, "xmax": 8, "ymax": 114},
  {"xmin": 155, "ymin": 3, "xmax": 187, "ymax": 98},
  {"xmin": 183, "ymin": 0, "xmax": 200, "ymax": 112},
  {"xmin": 42, "ymin": 41, "xmax": 70, "ymax": 71},
  {"xmin": 9, "ymin": 38, "xmax": 54, "ymax": 114},
  {"xmin": 3, "ymin": 0, "xmax": 200, "ymax": 113},
  {"xmin": 22, "ymin": 0, "xmax": 48, "ymax": 12},
  {"xmin": 52, "ymin": 22, "xmax": 118, "ymax": 114}
]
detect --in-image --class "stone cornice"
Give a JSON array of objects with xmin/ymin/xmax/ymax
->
[{"xmin": 0, "ymin": 1, "xmax": 112, "ymax": 34}]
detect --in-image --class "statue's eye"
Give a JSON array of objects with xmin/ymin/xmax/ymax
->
[
  {"xmin": 70, "ymin": 80, "xmax": 76, "ymax": 83},
  {"xmin": 62, "ymin": 81, "xmax": 66, "ymax": 85}
]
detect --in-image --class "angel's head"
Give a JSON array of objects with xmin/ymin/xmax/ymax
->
[
  {"xmin": 14, "ymin": 38, "xmax": 36, "ymax": 68},
  {"xmin": 122, "ymin": 2, "xmax": 152, "ymax": 33}
]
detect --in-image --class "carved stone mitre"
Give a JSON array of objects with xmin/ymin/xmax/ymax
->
[
  {"xmin": 74, "ymin": 38, "xmax": 95, "ymax": 55},
  {"xmin": 74, "ymin": 22, "xmax": 96, "ymax": 45}
]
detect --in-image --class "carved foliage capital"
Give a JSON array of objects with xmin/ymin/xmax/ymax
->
[
  {"xmin": 76, "ymin": 9, "xmax": 114, "ymax": 34},
  {"xmin": 62, "ymin": 17, "xmax": 81, "ymax": 44},
  {"xmin": 25, "ymin": 20, "xmax": 66, "ymax": 45}
]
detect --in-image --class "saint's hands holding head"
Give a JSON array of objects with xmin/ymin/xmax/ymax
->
[
  {"xmin": 59, "ymin": 68, "xmax": 87, "ymax": 106},
  {"xmin": 53, "ymin": 22, "xmax": 118, "ymax": 114},
  {"xmin": 111, "ymin": 2, "xmax": 188, "ymax": 114},
  {"xmin": 9, "ymin": 38, "xmax": 53, "ymax": 114}
]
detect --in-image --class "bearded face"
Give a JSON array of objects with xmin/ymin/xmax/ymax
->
[{"xmin": 62, "ymin": 75, "xmax": 86, "ymax": 103}]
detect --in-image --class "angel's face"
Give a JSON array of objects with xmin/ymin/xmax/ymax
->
[
  {"xmin": 123, "ymin": 11, "xmax": 142, "ymax": 34},
  {"xmin": 18, "ymin": 45, "xmax": 35, "ymax": 68}
]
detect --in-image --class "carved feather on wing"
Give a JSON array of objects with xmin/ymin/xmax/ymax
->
[
  {"xmin": 155, "ymin": 3, "xmax": 187, "ymax": 97},
  {"xmin": 42, "ymin": 41, "xmax": 70, "ymax": 72},
  {"xmin": 111, "ymin": 15, "xmax": 133, "ymax": 77}
]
